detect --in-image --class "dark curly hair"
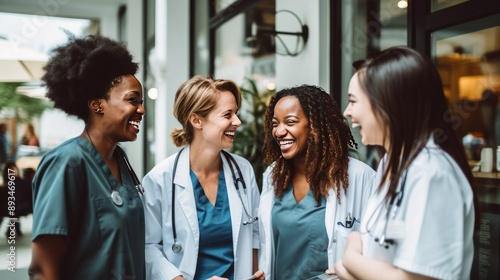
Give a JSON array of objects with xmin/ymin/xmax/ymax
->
[
  {"xmin": 42, "ymin": 35, "xmax": 138, "ymax": 121},
  {"xmin": 262, "ymin": 85, "xmax": 357, "ymax": 204}
]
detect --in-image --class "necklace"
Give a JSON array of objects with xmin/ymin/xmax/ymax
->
[{"xmin": 85, "ymin": 127, "xmax": 123, "ymax": 206}]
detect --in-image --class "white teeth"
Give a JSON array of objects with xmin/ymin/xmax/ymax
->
[
  {"xmin": 225, "ymin": 131, "xmax": 235, "ymax": 136},
  {"xmin": 129, "ymin": 120, "xmax": 140, "ymax": 129},
  {"xmin": 279, "ymin": 140, "xmax": 294, "ymax": 146},
  {"xmin": 352, "ymin": 123, "xmax": 360, "ymax": 128}
]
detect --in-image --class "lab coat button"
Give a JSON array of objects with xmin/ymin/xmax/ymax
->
[{"xmin": 332, "ymin": 239, "xmax": 337, "ymax": 243}]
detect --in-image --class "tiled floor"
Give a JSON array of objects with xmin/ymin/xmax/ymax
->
[{"xmin": 0, "ymin": 214, "xmax": 32, "ymax": 280}]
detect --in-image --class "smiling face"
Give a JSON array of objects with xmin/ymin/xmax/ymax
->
[
  {"xmin": 200, "ymin": 90, "xmax": 241, "ymax": 150},
  {"xmin": 100, "ymin": 74, "xmax": 145, "ymax": 142},
  {"xmin": 343, "ymin": 72, "xmax": 387, "ymax": 149},
  {"xmin": 272, "ymin": 96, "xmax": 310, "ymax": 161}
]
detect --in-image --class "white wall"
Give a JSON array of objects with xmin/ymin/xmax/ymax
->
[
  {"xmin": 120, "ymin": 0, "xmax": 145, "ymax": 176},
  {"xmin": 152, "ymin": 0, "xmax": 190, "ymax": 163},
  {"xmin": 276, "ymin": 0, "xmax": 329, "ymax": 91}
]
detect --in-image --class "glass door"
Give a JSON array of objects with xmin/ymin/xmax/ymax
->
[{"xmin": 432, "ymin": 13, "xmax": 500, "ymax": 280}]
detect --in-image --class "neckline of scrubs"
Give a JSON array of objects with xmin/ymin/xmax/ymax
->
[{"xmin": 77, "ymin": 136, "xmax": 126, "ymax": 190}]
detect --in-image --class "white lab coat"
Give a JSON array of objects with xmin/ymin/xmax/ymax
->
[
  {"xmin": 258, "ymin": 157, "xmax": 375, "ymax": 279},
  {"xmin": 360, "ymin": 137, "xmax": 474, "ymax": 280},
  {"xmin": 142, "ymin": 146, "xmax": 260, "ymax": 280}
]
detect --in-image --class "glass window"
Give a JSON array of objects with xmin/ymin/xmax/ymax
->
[
  {"xmin": 433, "ymin": 14, "xmax": 500, "ymax": 162},
  {"xmin": 341, "ymin": 0, "xmax": 408, "ymax": 167},
  {"xmin": 431, "ymin": 0, "xmax": 469, "ymax": 12},
  {"xmin": 213, "ymin": 0, "xmax": 276, "ymax": 187}
]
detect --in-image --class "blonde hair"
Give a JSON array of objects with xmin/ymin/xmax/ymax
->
[{"xmin": 171, "ymin": 75, "xmax": 242, "ymax": 147}]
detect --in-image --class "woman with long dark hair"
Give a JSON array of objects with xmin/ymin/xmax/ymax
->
[{"xmin": 337, "ymin": 46, "xmax": 476, "ymax": 279}]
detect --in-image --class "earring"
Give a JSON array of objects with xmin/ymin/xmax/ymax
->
[{"xmin": 95, "ymin": 107, "xmax": 103, "ymax": 114}]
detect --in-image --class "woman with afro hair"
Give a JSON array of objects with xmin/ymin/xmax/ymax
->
[
  {"xmin": 29, "ymin": 35, "xmax": 146, "ymax": 279},
  {"xmin": 258, "ymin": 85, "xmax": 375, "ymax": 279}
]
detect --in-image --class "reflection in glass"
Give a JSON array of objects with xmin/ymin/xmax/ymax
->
[
  {"xmin": 431, "ymin": 0, "xmax": 469, "ymax": 12},
  {"xmin": 214, "ymin": 0, "xmax": 238, "ymax": 13},
  {"xmin": 340, "ymin": 0, "xmax": 407, "ymax": 167},
  {"xmin": 214, "ymin": 2, "xmax": 276, "ymax": 186},
  {"xmin": 433, "ymin": 19, "xmax": 500, "ymax": 161}
]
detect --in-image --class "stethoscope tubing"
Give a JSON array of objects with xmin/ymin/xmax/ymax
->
[{"xmin": 169, "ymin": 148, "xmax": 257, "ymax": 253}]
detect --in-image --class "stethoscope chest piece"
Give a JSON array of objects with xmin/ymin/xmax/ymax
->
[
  {"xmin": 172, "ymin": 242, "xmax": 182, "ymax": 253},
  {"xmin": 111, "ymin": 190, "xmax": 123, "ymax": 206}
]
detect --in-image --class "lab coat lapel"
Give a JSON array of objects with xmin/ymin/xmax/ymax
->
[
  {"xmin": 325, "ymin": 189, "xmax": 337, "ymax": 239},
  {"xmin": 222, "ymin": 152, "xmax": 242, "ymax": 255},
  {"xmin": 325, "ymin": 188, "xmax": 337, "ymax": 268},
  {"xmin": 174, "ymin": 146, "xmax": 200, "ymax": 243},
  {"xmin": 260, "ymin": 169, "xmax": 275, "ymax": 277}
]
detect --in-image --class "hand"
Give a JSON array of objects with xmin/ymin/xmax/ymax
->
[
  {"xmin": 173, "ymin": 276, "xmax": 185, "ymax": 280},
  {"xmin": 249, "ymin": 270, "xmax": 265, "ymax": 279},
  {"xmin": 325, "ymin": 268, "xmax": 335, "ymax": 275},
  {"xmin": 334, "ymin": 259, "xmax": 356, "ymax": 280},
  {"xmin": 206, "ymin": 276, "xmax": 228, "ymax": 280}
]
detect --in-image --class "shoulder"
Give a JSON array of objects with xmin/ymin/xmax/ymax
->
[
  {"xmin": 261, "ymin": 164, "xmax": 275, "ymax": 192},
  {"xmin": 347, "ymin": 157, "xmax": 376, "ymax": 176},
  {"xmin": 407, "ymin": 147, "xmax": 471, "ymax": 198},
  {"xmin": 38, "ymin": 137, "xmax": 87, "ymax": 167},
  {"xmin": 222, "ymin": 150, "xmax": 253, "ymax": 169},
  {"xmin": 411, "ymin": 147, "xmax": 461, "ymax": 176},
  {"xmin": 144, "ymin": 151, "xmax": 179, "ymax": 178}
]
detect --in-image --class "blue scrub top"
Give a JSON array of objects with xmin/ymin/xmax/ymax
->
[
  {"xmin": 272, "ymin": 186, "xmax": 329, "ymax": 280},
  {"xmin": 32, "ymin": 137, "xmax": 145, "ymax": 279},
  {"xmin": 191, "ymin": 166, "xmax": 234, "ymax": 280}
]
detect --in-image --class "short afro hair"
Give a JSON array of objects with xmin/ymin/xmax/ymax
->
[{"xmin": 42, "ymin": 35, "xmax": 138, "ymax": 121}]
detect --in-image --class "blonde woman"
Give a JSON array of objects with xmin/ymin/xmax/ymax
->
[{"xmin": 142, "ymin": 75, "xmax": 264, "ymax": 280}]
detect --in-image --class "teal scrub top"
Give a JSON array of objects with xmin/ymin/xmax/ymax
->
[
  {"xmin": 272, "ymin": 186, "xmax": 329, "ymax": 280},
  {"xmin": 191, "ymin": 167, "xmax": 234, "ymax": 280},
  {"xmin": 32, "ymin": 137, "xmax": 145, "ymax": 280}
]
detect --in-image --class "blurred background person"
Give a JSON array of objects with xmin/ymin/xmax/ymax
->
[
  {"xmin": 0, "ymin": 123, "xmax": 10, "ymax": 174},
  {"xmin": 20, "ymin": 123, "xmax": 40, "ymax": 147},
  {"xmin": 0, "ymin": 161, "xmax": 32, "ymax": 237}
]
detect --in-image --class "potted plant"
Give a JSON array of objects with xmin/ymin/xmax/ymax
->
[{"xmin": 231, "ymin": 78, "xmax": 274, "ymax": 190}]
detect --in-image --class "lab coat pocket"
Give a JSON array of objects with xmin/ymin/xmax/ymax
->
[
  {"xmin": 336, "ymin": 226, "xmax": 352, "ymax": 239},
  {"xmin": 335, "ymin": 226, "xmax": 353, "ymax": 258}
]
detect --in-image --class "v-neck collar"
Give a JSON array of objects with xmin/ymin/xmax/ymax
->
[
  {"xmin": 190, "ymin": 165, "xmax": 226, "ymax": 207},
  {"xmin": 77, "ymin": 136, "xmax": 124, "ymax": 190}
]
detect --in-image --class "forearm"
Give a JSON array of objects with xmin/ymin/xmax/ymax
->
[
  {"xmin": 29, "ymin": 236, "xmax": 67, "ymax": 280},
  {"xmin": 29, "ymin": 266, "xmax": 59, "ymax": 280},
  {"xmin": 343, "ymin": 250, "xmax": 434, "ymax": 280}
]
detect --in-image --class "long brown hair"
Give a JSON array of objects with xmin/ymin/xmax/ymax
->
[
  {"xmin": 355, "ymin": 46, "xmax": 474, "ymax": 204},
  {"xmin": 262, "ymin": 85, "xmax": 357, "ymax": 203}
]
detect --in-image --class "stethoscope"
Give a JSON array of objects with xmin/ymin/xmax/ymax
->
[
  {"xmin": 170, "ymin": 148, "xmax": 258, "ymax": 253},
  {"xmin": 111, "ymin": 146, "xmax": 145, "ymax": 206},
  {"xmin": 366, "ymin": 170, "xmax": 408, "ymax": 249}
]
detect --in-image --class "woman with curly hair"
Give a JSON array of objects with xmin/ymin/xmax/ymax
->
[
  {"xmin": 29, "ymin": 35, "xmax": 146, "ymax": 279},
  {"xmin": 258, "ymin": 85, "xmax": 375, "ymax": 279}
]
